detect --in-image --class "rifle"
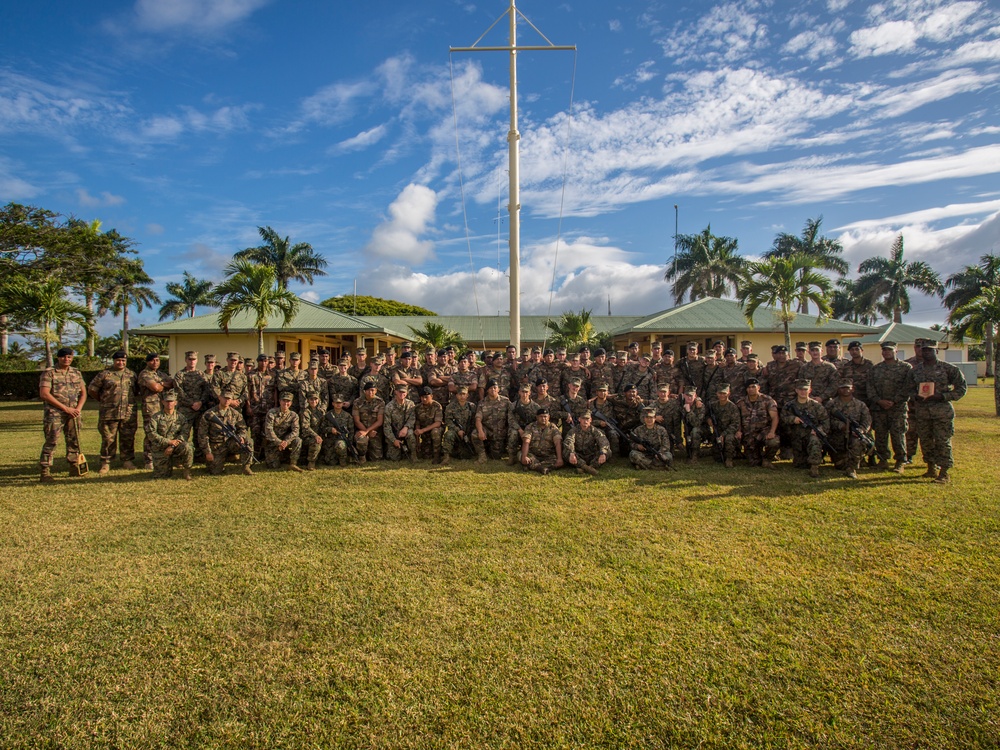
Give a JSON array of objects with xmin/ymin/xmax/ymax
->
[
  {"xmin": 206, "ymin": 412, "xmax": 260, "ymax": 464},
  {"xmin": 592, "ymin": 406, "xmax": 675, "ymax": 469},
  {"xmin": 704, "ymin": 400, "xmax": 726, "ymax": 463},
  {"xmin": 448, "ymin": 416, "xmax": 474, "ymax": 456},
  {"xmin": 559, "ymin": 396, "xmax": 576, "ymax": 426},
  {"xmin": 787, "ymin": 402, "xmax": 837, "ymax": 455},
  {"xmin": 326, "ymin": 419, "xmax": 360, "ymax": 461},
  {"xmin": 628, "ymin": 426, "xmax": 675, "ymax": 468},
  {"xmin": 829, "ymin": 408, "xmax": 876, "ymax": 455}
]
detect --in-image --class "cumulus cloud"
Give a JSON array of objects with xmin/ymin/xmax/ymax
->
[
  {"xmin": 364, "ymin": 184, "xmax": 439, "ymax": 264},
  {"xmin": 76, "ymin": 188, "xmax": 125, "ymax": 208},
  {"xmin": 850, "ymin": 0, "xmax": 987, "ymax": 57}
]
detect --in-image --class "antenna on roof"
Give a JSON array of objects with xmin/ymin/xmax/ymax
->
[{"xmin": 608, "ymin": 294, "xmax": 611, "ymax": 316}]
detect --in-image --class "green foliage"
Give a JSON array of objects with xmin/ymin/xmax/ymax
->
[
  {"xmin": 233, "ymin": 226, "xmax": 327, "ymax": 290},
  {"xmin": 854, "ymin": 235, "xmax": 943, "ymax": 324},
  {"xmin": 321, "ymin": 295, "xmax": 436, "ymax": 316},
  {"xmin": 159, "ymin": 271, "xmax": 217, "ymax": 320},
  {"xmin": 407, "ymin": 321, "xmax": 465, "ymax": 350},
  {"xmin": 544, "ymin": 308, "xmax": 599, "ymax": 349},
  {"xmin": 765, "ymin": 217, "xmax": 846, "ymax": 315},
  {"xmin": 738, "ymin": 254, "xmax": 833, "ymax": 351},
  {"xmin": 215, "ymin": 259, "xmax": 299, "ymax": 354},
  {"xmin": 0, "ymin": 353, "xmax": 37, "ymax": 372},
  {"xmin": 664, "ymin": 225, "xmax": 746, "ymax": 303}
]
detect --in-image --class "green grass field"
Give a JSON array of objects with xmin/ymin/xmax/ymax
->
[{"xmin": 2, "ymin": 391, "xmax": 998, "ymax": 749}]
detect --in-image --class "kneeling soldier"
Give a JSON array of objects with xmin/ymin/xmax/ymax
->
[
  {"xmin": 299, "ymin": 392, "xmax": 325, "ymax": 470},
  {"xmin": 782, "ymin": 379, "xmax": 830, "ymax": 478},
  {"xmin": 384, "ymin": 384, "xmax": 417, "ymax": 462},
  {"xmin": 200, "ymin": 390, "xmax": 254, "ymax": 476},
  {"xmin": 564, "ymin": 411, "xmax": 611, "ymax": 476},
  {"xmin": 321, "ymin": 396, "xmax": 355, "ymax": 466},
  {"xmin": 145, "ymin": 391, "xmax": 193, "ymax": 480},
  {"xmin": 629, "ymin": 407, "xmax": 673, "ymax": 470},
  {"xmin": 824, "ymin": 378, "xmax": 873, "ymax": 479},
  {"xmin": 441, "ymin": 386, "xmax": 476, "ymax": 464},
  {"xmin": 414, "ymin": 386, "xmax": 444, "ymax": 463},
  {"xmin": 264, "ymin": 392, "xmax": 304, "ymax": 472},
  {"xmin": 708, "ymin": 384, "xmax": 741, "ymax": 468},
  {"xmin": 520, "ymin": 407, "xmax": 563, "ymax": 474}
]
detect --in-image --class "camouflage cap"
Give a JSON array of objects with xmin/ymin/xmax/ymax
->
[
  {"xmin": 663, "ymin": 348, "xmax": 675, "ymax": 356},
  {"xmin": 808, "ymin": 341, "xmax": 822, "ymax": 350},
  {"xmin": 356, "ymin": 347, "xmax": 368, "ymax": 354},
  {"xmin": 555, "ymin": 347, "xmax": 567, "ymax": 354},
  {"xmin": 658, "ymin": 383, "xmax": 670, "ymax": 391},
  {"xmin": 687, "ymin": 341, "xmax": 699, "ymax": 349},
  {"xmin": 204, "ymin": 354, "xmax": 216, "ymax": 362},
  {"xmin": 643, "ymin": 407, "xmax": 657, "ymax": 417},
  {"xmin": 741, "ymin": 340, "xmax": 753, "ymax": 347},
  {"xmin": 683, "ymin": 386, "xmax": 697, "ymax": 395},
  {"xmin": 579, "ymin": 410, "xmax": 593, "ymax": 419},
  {"xmin": 220, "ymin": 388, "xmax": 237, "ymax": 399},
  {"xmin": 279, "ymin": 392, "xmax": 293, "ymax": 401},
  {"xmin": 747, "ymin": 353, "xmax": 760, "ymax": 361},
  {"xmin": 881, "ymin": 341, "xmax": 898, "ymax": 349},
  {"xmin": 308, "ymin": 359, "xmax": 319, "ymax": 368},
  {"xmin": 651, "ymin": 341, "xmax": 662, "ymax": 349},
  {"xmin": 306, "ymin": 392, "xmax": 320, "ymax": 400},
  {"xmin": 838, "ymin": 379, "xmax": 854, "ymax": 388},
  {"xmin": 331, "ymin": 394, "xmax": 345, "ymax": 402},
  {"xmin": 161, "ymin": 390, "xmax": 178, "ymax": 402},
  {"xmin": 362, "ymin": 378, "xmax": 377, "ymax": 389},
  {"xmin": 395, "ymin": 383, "xmax": 408, "ymax": 392},
  {"xmin": 184, "ymin": 351, "xmax": 198, "ymax": 359},
  {"xmin": 531, "ymin": 346, "xmax": 541, "ymax": 353},
  {"xmin": 569, "ymin": 377, "xmax": 583, "ymax": 387},
  {"xmin": 794, "ymin": 379, "xmax": 812, "ymax": 389},
  {"xmin": 716, "ymin": 384, "xmax": 731, "ymax": 393},
  {"xmin": 921, "ymin": 339, "xmax": 940, "ymax": 349},
  {"xmin": 274, "ymin": 351, "xmax": 285, "ymax": 358},
  {"xmin": 257, "ymin": 353, "xmax": 269, "ymax": 361},
  {"xmin": 227, "ymin": 351, "xmax": 240, "ymax": 360},
  {"xmin": 456, "ymin": 385, "xmax": 469, "ymax": 394},
  {"xmin": 289, "ymin": 352, "xmax": 301, "ymax": 360},
  {"xmin": 595, "ymin": 383, "xmax": 609, "ymax": 391}
]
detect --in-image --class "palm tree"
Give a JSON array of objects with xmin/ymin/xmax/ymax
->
[
  {"xmin": 97, "ymin": 258, "xmax": 160, "ymax": 358},
  {"xmin": 765, "ymin": 217, "xmax": 847, "ymax": 314},
  {"xmin": 831, "ymin": 278, "xmax": 879, "ymax": 325},
  {"xmin": 159, "ymin": 271, "xmax": 217, "ymax": 320},
  {"xmin": 664, "ymin": 225, "xmax": 746, "ymax": 303},
  {"xmin": 6, "ymin": 278, "xmax": 93, "ymax": 367},
  {"xmin": 214, "ymin": 259, "xmax": 299, "ymax": 355},
  {"xmin": 737, "ymin": 254, "xmax": 833, "ymax": 352},
  {"xmin": 407, "ymin": 321, "xmax": 465, "ymax": 351},
  {"xmin": 950, "ymin": 286, "xmax": 1000, "ymax": 415},
  {"xmin": 853, "ymin": 235, "xmax": 943, "ymax": 324},
  {"xmin": 946, "ymin": 254, "xmax": 1000, "ymax": 376},
  {"xmin": 233, "ymin": 226, "xmax": 328, "ymax": 290},
  {"xmin": 544, "ymin": 308, "xmax": 599, "ymax": 350}
]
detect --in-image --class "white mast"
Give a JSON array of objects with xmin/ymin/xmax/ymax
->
[{"xmin": 451, "ymin": 0, "xmax": 575, "ymax": 352}]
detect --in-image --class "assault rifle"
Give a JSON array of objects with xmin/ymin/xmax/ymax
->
[
  {"xmin": 206, "ymin": 412, "xmax": 259, "ymax": 464},
  {"xmin": 828, "ymin": 408, "xmax": 876, "ymax": 455},
  {"xmin": 326, "ymin": 420, "xmax": 360, "ymax": 461},
  {"xmin": 592, "ymin": 406, "xmax": 675, "ymax": 470},
  {"xmin": 627, "ymin": 426, "xmax": 675, "ymax": 468},
  {"xmin": 704, "ymin": 400, "xmax": 726, "ymax": 463},
  {"xmin": 787, "ymin": 402, "xmax": 837, "ymax": 455},
  {"xmin": 448, "ymin": 416, "xmax": 475, "ymax": 457}
]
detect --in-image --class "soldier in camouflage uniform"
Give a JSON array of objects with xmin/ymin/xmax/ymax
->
[
  {"xmin": 588, "ymin": 383, "xmax": 622, "ymax": 455},
  {"xmin": 297, "ymin": 359, "xmax": 329, "ymax": 416},
  {"xmin": 199, "ymin": 391, "xmax": 254, "ymax": 476},
  {"xmin": 587, "ymin": 348, "xmax": 617, "ymax": 398},
  {"xmin": 628, "ymin": 408, "xmax": 673, "ymax": 470},
  {"xmin": 299, "ymin": 392, "xmax": 325, "ymax": 470},
  {"xmin": 145, "ymin": 391, "xmax": 193, "ymax": 480},
  {"xmin": 559, "ymin": 354, "xmax": 590, "ymax": 398},
  {"xmin": 317, "ymin": 349, "xmax": 337, "ymax": 382},
  {"xmin": 520, "ymin": 408, "xmax": 563, "ymax": 474},
  {"xmin": 327, "ymin": 356, "xmax": 359, "ymax": 407},
  {"xmin": 560, "ymin": 378, "xmax": 590, "ymax": 434},
  {"xmin": 442, "ymin": 385, "xmax": 476, "ymax": 464},
  {"xmin": 840, "ymin": 341, "xmax": 875, "ymax": 406},
  {"xmin": 609, "ymin": 383, "xmax": 645, "ymax": 441},
  {"xmin": 762, "ymin": 344, "xmax": 802, "ymax": 459},
  {"xmin": 427, "ymin": 349, "xmax": 454, "ymax": 408},
  {"xmin": 211, "ymin": 352, "xmax": 249, "ymax": 409},
  {"xmin": 799, "ymin": 342, "xmax": 839, "ymax": 403},
  {"xmin": 707, "ymin": 384, "xmax": 741, "ymax": 468},
  {"xmin": 247, "ymin": 354, "xmax": 273, "ymax": 461},
  {"xmin": 173, "ymin": 350, "xmax": 210, "ymax": 448},
  {"xmin": 474, "ymin": 379, "xmax": 510, "ymax": 462},
  {"xmin": 781, "ymin": 379, "xmax": 830, "ymax": 477},
  {"xmin": 824, "ymin": 379, "xmax": 873, "ymax": 479},
  {"xmin": 353, "ymin": 380, "xmax": 386, "ymax": 462},
  {"xmin": 824, "ymin": 339, "xmax": 851, "ymax": 367},
  {"xmin": 651, "ymin": 383, "xmax": 682, "ymax": 452},
  {"xmin": 905, "ymin": 340, "xmax": 967, "ymax": 483},
  {"xmin": 38, "ymin": 346, "xmax": 87, "ymax": 482},
  {"xmin": 321, "ymin": 397, "xmax": 355, "ymax": 466},
  {"xmin": 507, "ymin": 382, "xmax": 541, "ymax": 464},
  {"xmin": 563, "ymin": 411, "xmax": 611, "ymax": 475},
  {"xmin": 868, "ymin": 341, "xmax": 912, "ymax": 473},
  {"xmin": 383, "ymin": 384, "xmax": 417, "ymax": 462},
  {"xmin": 414, "ymin": 387, "xmax": 444, "ymax": 462},
  {"xmin": 263, "ymin": 392, "xmax": 304, "ymax": 472},
  {"xmin": 392, "ymin": 351, "xmax": 424, "ymax": 402},
  {"xmin": 736, "ymin": 378, "xmax": 779, "ymax": 469},
  {"xmin": 137, "ymin": 352, "xmax": 173, "ymax": 470},
  {"xmin": 366, "ymin": 356, "xmax": 394, "ymax": 403},
  {"xmin": 627, "ymin": 355, "xmax": 658, "ymax": 403},
  {"xmin": 677, "ymin": 342, "xmax": 706, "ymax": 398},
  {"xmin": 680, "ymin": 387, "xmax": 706, "ymax": 463},
  {"xmin": 719, "ymin": 348, "xmax": 748, "ymax": 401},
  {"xmin": 348, "ymin": 348, "xmax": 368, "ymax": 381},
  {"xmin": 87, "ymin": 351, "xmax": 139, "ymax": 475}
]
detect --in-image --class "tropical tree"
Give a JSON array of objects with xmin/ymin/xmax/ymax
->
[
  {"xmin": 765, "ymin": 217, "xmax": 848, "ymax": 314},
  {"xmin": 214, "ymin": 259, "xmax": 299, "ymax": 354},
  {"xmin": 5, "ymin": 279, "xmax": 93, "ymax": 367},
  {"xmin": 159, "ymin": 271, "xmax": 217, "ymax": 320},
  {"xmin": 544, "ymin": 308, "xmax": 599, "ymax": 350},
  {"xmin": 831, "ymin": 278, "xmax": 880, "ymax": 325},
  {"xmin": 233, "ymin": 226, "xmax": 328, "ymax": 290},
  {"xmin": 64, "ymin": 218, "xmax": 128, "ymax": 357},
  {"xmin": 407, "ymin": 321, "xmax": 465, "ymax": 351},
  {"xmin": 97, "ymin": 258, "xmax": 160, "ymax": 358},
  {"xmin": 95, "ymin": 333, "xmax": 168, "ymax": 358},
  {"xmin": 946, "ymin": 254, "xmax": 1000, "ymax": 376},
  {"xmin": 853, "ymin": 235, "xmax": 943, "ymax": 324},
  {"xmin": 664, "ymin": 225, "xmax": 746, "ymax": 303},
  {"xmin": 950, "ymin": 286, "xmax": 1000, "ymax": 415},
  {"xmin": 322, "ymin": 295, "xmax": 436, "ymax": 316},
  {"xmin": 737, "ymin": 254, "xmax": 833, "ymax": 352}
]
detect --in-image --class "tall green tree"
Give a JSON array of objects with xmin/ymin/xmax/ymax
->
[
  {"xmin": 64, "ymin": 218, "xmax": 129, "ymax": 357},
  {"xmin": 233, "ymin": 226, "xmax": 328, "ymax": 290},
  {"xmin": 853, "ymin": 235, "xmax": 943, "ymax": 324},
  {"xmin": 159, "ymin": 271, "xmax": 217, "ymax": 320},
  {"xmin": 946, "ymin": 254, "xmax": 1000, "ymax": 377},
  {"xmin": 544, "ymin": 308, "xmax": 599, "ymax": 350},
  {"xmin": 949, "ymin": 286, "xmax": 1000, "ymax": 416},
  {"xmin": 664, "ymin": 225, "xmax": 746, "ymax": 303},
  {"xmin": 737, "ymin": 255, "xmax": 833, "ymax": 352},
  {"xmin": 214, "ymin": 259, "xmax": 299, "ymax": 355},
  {"xmin": 765, "ymin": 217, "xmax": 847, "ymax": 314},
  {"xmin": 5, "ymin": 278, "xmax": 93, "ymax": 367},
  {"xmin": 831, "ymin": 278, "xmax": 879, "ymax": 325},
  {"xmin": 407, "ymin": 321, "xmax": 465, "ymax": 351},
  {"xmin": 321, "ymin": 295, "xmax": 436, "ymax": 316},
  {"xmin": 97, "ymin": 258, "xmax": 160, "ymax": 358}
]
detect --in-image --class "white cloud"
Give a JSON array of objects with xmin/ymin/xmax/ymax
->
[
  {"xmin": 147, "ymin": 223, "xmax": 165, "ymax": 235},
  {"xmin": 364, "ymin": 184, "xmax": 439, "ymax": 264},
  {"xmin": 609, "ymin": 19, "xmax": 622, "ymax": 32},
  {"xmin": 0, "ymin": 157, "xmax": 39, "ymax": 198},
  {"xmin": 658, "ymin": 3, "xmax": 770, "ymax": 65},
  {"xmin": 850, "ymin": 20, "xmax": 921, "ymax": 57},
  {"xmin": 850, "ymin": 0, "xmax": 990, "ymax": 57},
  {"xmin": 329, "ymin": 124, "xmax": 389, "ymax": 154},
  {"xmin": 783, "ymin": 30, "xmax": 839, "ymax": 61},
  {"xmin": 136, "ymin": 104, "xmax": 254, "ymax": 141},
  {"xmin": 76, "ymin": 188, "xmax": 126, "ymax": 208},
  {"xmin": 133, "ymin": 0, "xmax": 271, "ymax": 33},
  {"xmin": 300, "ymin": 290, "xmax": 320, "ymax": 303},
  {"xmin": 869, "ymin": 68, "xmax": 1000, "ymax": 118}
]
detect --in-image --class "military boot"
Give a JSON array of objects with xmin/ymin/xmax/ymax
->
[
  {"xmin": 892, "ymin": 461, "xmax": 905, "ymax": 474},
  {"xmin": 98, "ymin": 460, "xmax": 110, "ymax": 477},
  {"xmin": 183, "ymin": 468, "xmax": 192, "ymax": 481},
  {"xmin": 122, "ymin": 460, "xmax": 136, "ymax": 470},
  {"xmin": 476, "ymin": 449, "xmax": 487, "ymax": 465},
  {"xmin": 877, "ymin": 458, "xmax": 889, "ymax": 471},
  {"xmin": 288, "ymin": 464, "xmax": 304, "ymax": 473},
  {"xmin": 933, "ymin": 469, "xmax": 950, "ymax": 484},
  {"xmin": 809, "ymin": 465, "xmax": 820, "ymax": 478},
  {"xmin": 922, "ymin": 463, "xmax": 937, "ymax": 478},
  {"xmin": 306, "ymin": 461, "xmax": 316, "ymax": 471},
  {"xmin": 440, "ymin": 454, "xmax": 451, "ymax": 466},
  {"xmin": 582, "ymin": 463, "xmax": 599, "ymax": 476},
  {"xmin": 40, "ymin": 466, "xmax": 54, "ymax": 483}
]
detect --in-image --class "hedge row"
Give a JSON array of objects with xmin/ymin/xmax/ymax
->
[{"xmin": 0, "ymin": 358, "xmax": 170, "ymax": 401}]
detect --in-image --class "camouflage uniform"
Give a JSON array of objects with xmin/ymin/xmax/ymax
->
[
  {"xmin": 38, "ymin": 365, "xmax": 85, "ymax": 470},
  {"xmin": 473, "ymin": 394, "xmax": 510, "ymax": 460},
  {"xmin": 211, "ymin": 367, "xmax": 248, "ymax": 407},
  {"xmin": 709, "ymin": 399, "xmax": 742, "ymax": 464},
  {"xmin": 507, "ymin": 395, "xmax": 541, "ymax": 459},
  {"xmin": 799, "ymin": 360, "xmax": 840, "ymax": 403},
  {"xmin": 627, "ymin": 366, "xmax": 658, "ymax": 403},
  {"xmin": 906, "ymin": 359, "xmax": 967, "ymax": 471},
  {"xmin": 563, "ymin": 425, "xmax": 611, "ymax": 472},
  {"xmin": 327, "ymin": 372, "xmax": 358, "ymax": 405},
  {"xmin": 628, "ymin": 423, "xmax": 673, "ymax": 469},
  {"xmin": 392, "ymin": 365, "xmax": 423, "ymax": 402},
  {"xmin": 88, "ymin": 366, "xmax": 139, "ymax": 464},
  {"xmin": 443, "ymin": 399, "xmax": 476, "ymax": 458},
  {"xmin": 761, "ymin": 359, "xmax": 802, "ymax": 406},
  {"xmin": 198, "ymin": 405, "xmax": 254, "ymax": 475},
  {"xmin": 145, "ymin": 410, "xmax": 193, "ymax": 478},
  {"xmin": 737, "ymin": 394, "xmax": 780, "ymax": 466},
  {"xmin": 321, "ymin": 408, "xmax": 355, "ymax": 466},
  {"xmin": 681, "ymin": 398, "xmax": 706, "ymax": 461},
  {"xmin": 781, "ymin": 399, "xmax": 830, "ymax": 469},
  {"xmin": 428, "ymin": 363, "xmax": 453, "ymax": 407},
  {"xmin": 272, "ymin": 367, "xmax": 305, "ymax": 409},
  {"xmin": 298, "ymin": 403, "xmax": 325, "ymax": 466},
  {"xmin": 719, "ymin": 362, "xmax": 748, "ymax": 400},
  {"xmin": 824, "ymin": 395, "xmax": 872, "ymax": 475},
  {"xmin": 264, "ymin": 407, "xmax": 302, "ymax": 469},
  {"xmin": 137, "ymin": 364, "xmax": 171, "ymax": 467},
  {"xmin": 677, "ymin": 356, "xmax": 706, "ymax": 398},
  {"xmin": 588, "ymin": 395, "xmax": 622, "ymax": 455},
  {"xmin": 173, "ymin": 367, "xmax": 210, "ymax": 443},
  {"xmin": 521, "ymin": 421, "xmax": 562, "ymax": 472},
  {"xmin": 839, "ymin": 357, "xmax": 875, "ymax": 405},
  {"xmin": 353, "ymin": 394, "xmax": 386, "ymax": 461},
  {"xmin": 868, "ymin": 357, "xmax": 912, "ymax": 465},
  {"xmin": 297, "ymin": 376, "xmax": 329, "ymax": 414},
  {"xmin": 415, "ymin": 399, "xmax": 444, "ymax": 461},
  {"xmin": 449, "ymin": 367, "xmax": 479, "ymax": 402},
  {"xmin": 247, "ymin": 368, "xmax": 273, "ymax": 459},
  {"xmin": 651, "ymin": 397, "xmax": 682, "ymax": 452},
  {"xmin": 384, "ymin": 397, "xmax": 418, "ymax": 461},
  {"xmin": 588, "ymin": 361, "xmax": 617, "ymax": 395}
]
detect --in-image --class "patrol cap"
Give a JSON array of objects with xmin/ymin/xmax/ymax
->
[
  {"xmin": 274, "ymin": 351, "xmax": 285, "ymax": 358},
  {"xmin": 356, "ymin": 347, "xmax": 367, "ymax": 354},
  {"xmin": 185, "ymin": 350, "xmax": 198, "ymax": 359},
  {"xmin": 308, "ymin": 359, "xmax": 319, "ymax": 368},
  {"xmin": 794, "ymin": 379, "xmax": 812, "ymax": 389},
  {"xmin": 401, "ymin": 341, "xmax": 412, "ymax": 348},
  {"xmin": 339, "ymin": 355, "xmax": 351, "ymax": 364},
  {"xmin": 395, "ymin": 383, "xmax": 408, "ymax": 392},
  {"xmin": 289, "ymin": 352, "xmax": 301, "ymax": 361},
  {"xmin": 808, "ymin": 341, "xmax": 822, "ymax": 350},
  {"xmin": 716, "ymin": 384, "xmax": 731, "ymax": 393},
  {"xmin": 257, "ymin": 353, "xmax": 268, "ymax": 361},
  {"xmin": 146, "ymin": 352, "xmax": 160, "ymax": 362},
  {"xmin": 555, "ymin": 347, "xmax": 566, "ymax": 354},
  {"xmin": 220, "ymin": 388, "xmax": 237, "ymax": 399},
  {"xmin": 204, "ymin": 354, "xmax": 216, "ymax": 362},
  {"xmin": 594, "ymin": 348, "xmax": 607, "ymax": 356},
  {"xmin": 825, "ymin": 339, "xmax": 841, "ymax": 346},
  {"xmin": 244, "ymin": 358, "xmax": 254, "ymax": 366},
  {"xmin": 227, "ymin": 351, "xmax": 240, "ymax": 360},
  {"xmin": 741, "ymin": 340, "xmax": 753, "ymax": 347},
  {"xmin": 580, "ymin": 410, "xmax": 592, "ymax": 419},
  {"xmin": 747, "ymin": 353, "xmax": 760, "ymax": 361},
  {"xmin": 331, "ymin": 395, "xmax": 345, "ymax": 403},
  {"xmin": 421, "ymin": 386, "xmax": 434, "ymax": 396},
  {"xmin": 596, "ymin": 383, "xmax": 610, "ymax": 391},
  {"xmin": 746, "ymin": 377, "xmax": 760, "ymax": 386},
  {"xmin": 686, "ymin": 341, "xmax": 699, "ymax": 349},
  {"xmin": 279, "ymin": 392, "xmax": 293, "ymax": 401},
  {"xmin": 640, "ymin": 354, "xmax": 651, "ymax": 362},
  {"xmin": 651, "ymin": 341, "xmax": 662, "ymax": 349},
  {"xmin": 847, "ymin": 341, "xmax": 863, "ymax": 349},
  {"xmin": 658, "ymin": 383, "xmax": 670, "ymax": 392},
  {"xmin": 663, "ymin": 348, "xmax": 675, "ymax": 356},
  {"xmin": 536, "ymin": 407, "xmax": 550, "ymax": 416},
  {"xmin": 881, "ymin": 341, "xmax": 898, "ymax": 350},
  {"xmin": 683, "ymin": 386, "xmax": 697, "ymax": 395},
  {"xmin": 307, "ymin": 392, "xmax": 320, "ymax": 400},
  {"xmin": 643, "ymin": 407, "xmax": 657, "ymax": 417},
  {"xmin": 161, "ymin": 390, "xmax": 178, "ymax": 402},
  {"xmin": 520, "ymin": 382, "xmax": 532, "ymax": 392},
  {"xmin": 373, "ymin": 355, "xmax": 385, "ymax": 365},
  {"xmin": 838, "ymin": 378, "xmax": 854, "ymax": 388},
  {"xmin": 569, "ymin": 377, "xmax": 583, "ymax": 387},
  {"xmin": 456, "ymin": 385, "xmax": 469, "ymax": 394},
  {"xmin": 921, "ymin": 339, "xmax": 939, "ymax": 349},
  {"xmin": 531, "ymin": 346, "xmax": 541, "ymax": 353}
]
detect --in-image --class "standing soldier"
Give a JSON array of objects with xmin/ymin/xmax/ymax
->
[
  {"xmin": 297, "ymin": 359, "xmax": 329, "ymax": 415},
  {"xmin": 794, "ymin": 342, "xmax": 808, "ymax": 363},
  {"xmin": 348, "ymin": 348, "xmax": 368, "ymax": 380},
  {"xmin": 560, "ymin": 378, "xmax": 590, "ymax": 434},
  {"xmin": 588, "ymin": 384, "xmax": 621, "ymax": 456},
  {"xmin": 707, "ymin": 384, "xmax": 741, "ymax": 468},
  {"xmin": 137, "ymin": 352, "xmax": 173, "ymax": 470},
  {"xmin": 317, "ymin": 349, "xmax": 337, "ymax": 381},
  {"xmin": 736, "ymin": 378, "xmax": 780, "ymax": 469},
  {"xmin": 442, "ymin": 385, "xmax": 476, "ymax": 464},
  {"xmin": 868, "ymin": 341, "xmax": 911, "ymax": 473},
  {"xmin": 321, "ymin": 396, "xmax": 355, "ymax": 466},
  {"xmin": 473, "ymin": 378, "xmax": 510, "ymax": 463},
  {"xmin": 628, "ymin": 408, "xmax": 673, "ymax": 470},
  {"xmin": 247, "ymin": 354, "xmax": 273, "ymax": 461},
  {"xmin": 384, "ymin": 384, "xmax": 417, "ymax": 462},
  {"xmin": 199, "ymin": 390, "xmax": 254, "ymax": 476},
  {"xmin": 414, "ymin": 386, "xmax": 444, "ymax": 463},
  {"xmin": 327, "ymin": 355, "xmax": 359, "ymax": 407},
  {"xmin": 800, "ymin": 342, "xmax": 839, "ymax": 403},
  {"xmin": 353, "ymin": 379, "xmax": 386, "ymax": 463},
  {"xmin": 677, "ymin": 342, "xmax": 706, "ymax": 398},
  {"xmin": 173, "ymin": 350, "xmax": 210, "ymax": 449},
  {"xmin": 651, "ymin": 383, "xmax": 682, "ymax": 453},
  {"xmin": 839, "ymin": 342, "xmax": 876, "ymax": 462},
  {"xmin": 563, "ymin": 411, "xmax": 611, "ymax": 475},
  {"xmin": 904, "ymin": 339, "xmax": 926, "ymax": 462},
  {"xmin": 212, "ymin": 352, "xmax": 248, "ymax": 409},
  {"xmin": 587, "ymin": 348, "xmax": 616, "ymax": 398},
  {"xmin": 87, "ymin": 350, "xmax": 139, "ymax": 475},
  {"xmin": 263, "ymin": 392, "xmax": 304, "ymax": 472},
  {"xmin": 762, "ymin": 344, "xmax": 802, "ymax": 459},
  {"xmin": 145, "ymin": 391, "xmax": 193, "ymax": 480},
  {"xmin": 299, "ymin": 392, "xmax": 325, "ymax": 470},
  {"xmin": 738, "ymin": 340, "xmax": 754, "ymax": 364},
  {"xmin": 719, "ymin": 348, "xmax": 747, "ymax": 399},
  {"xmin": 628, "ymin": 354, "xmax": 658, "ymax": 403},
  {"xmin": 782, "ymin": 379, "xmax": 831, "ymax": 477},
  {"xmin": 520, "ymin": 408, "xmax": 563, "ymax": 474},
  {"xmin": 906, "ymin": 339, "xmax": 967, "ymax": 483},
  {"xmin": 392, "ymin": 351, "xmax": 423, "ymax": 402},
  {"xmin": 824, "ymin": 339, "xmax": 850, "ymax": 366},
  {"xmin": 825, "ymin": 379, "xmax": 873, "ymax": 479},
  {"xmin": 38, "ymin": 346, "xmax": 87, "ymax": 482}
]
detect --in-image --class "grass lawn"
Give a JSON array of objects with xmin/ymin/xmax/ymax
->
[{"xmin": 1, "ymin": 391, "xmax": 998, "ymax": 749}]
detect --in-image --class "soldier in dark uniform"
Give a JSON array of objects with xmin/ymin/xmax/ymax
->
[
  {"xmin": 906, "ymin": 339, "xmax": 967, "ymax": 483},
  {"xmin": 868, "ymin": 341, "xmax": 911, "ymax": 473},
  {"xmin": 782, "ymin": 379, "xmax": 830, "ymax": 477}
]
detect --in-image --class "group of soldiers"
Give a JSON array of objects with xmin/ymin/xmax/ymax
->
[{"xmin": 37, "ymin": 335, "xmax": 966, "ymax": 483}]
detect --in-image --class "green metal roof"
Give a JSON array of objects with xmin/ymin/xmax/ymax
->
[
  {"xmin": 611, "ymin": 297, "xmax": 877, "ymax": 336},
  {"xmin": 854, "ymin": 321, "xmax": 951, "ymax": 346},
  {"xmin": 361, "ymin": 315, "xmax": 639, "ymax": 344}
]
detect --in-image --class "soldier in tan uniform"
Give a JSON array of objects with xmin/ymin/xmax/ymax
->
[
  {"xmin": 38, "ymin": 346, "xmax": 87, "ymax": 482},
  {"xmin": 145, "ymin": 391, "xmax": 193, "ymax": 480},
  {"xmin": 137, "ymin": 352, "xmax": 173, "ymax": 470},
  {"xmin": 87, "ymin": 350, "xmax": 139, "ymax": 475}
]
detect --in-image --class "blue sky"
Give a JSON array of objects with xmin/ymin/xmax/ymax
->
[{"xmin": 2, "ymin": 0, "xmax": 999, "ymax": 333}]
